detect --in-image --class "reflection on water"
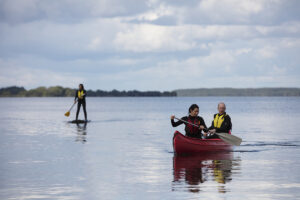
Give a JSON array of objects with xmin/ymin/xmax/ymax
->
[
  {"xmin": 75, "ymin": 122, "xmax": 87, "ymax": 143},
  {"xmin": 172, "ymin": 152, "xmax": 241, "ymax": 193},
  {"xmin": 1, "ymin": 97, "xmax": 300, "ymax": 199}
]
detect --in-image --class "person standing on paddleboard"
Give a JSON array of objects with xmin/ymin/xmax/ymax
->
[
  {"xmin": 75, "ymin": 84, "xmax": 87, "ymax": 122},
  {"xmin": 204, "ymin": 102, "xmax": 232, "ymax": 139},
  {"xmin": 170, "ymin": 104, "xmax": 207, "ymax": 138}
]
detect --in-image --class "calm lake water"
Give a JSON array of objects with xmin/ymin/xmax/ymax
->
[{"xmin": 0, "ymin": 97, "xmax": 300, "ymax": 200}]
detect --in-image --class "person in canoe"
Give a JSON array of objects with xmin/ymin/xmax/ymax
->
[
  {"xmin": 170, "ymin": 104, "xmax": 207, "ymax": 138},
  {"xmin": 204, "ymin": 102, "xmax": 232, "ymax": 139},
  {"xmin": 75, "ymin": 84, "xmax": 88, "ymax": 122}
]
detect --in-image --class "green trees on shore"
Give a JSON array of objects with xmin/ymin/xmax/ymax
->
[
  {"xmin": 1, "ymin": 86, "xmax": 300, "ymax": 97},
  {"xmin": 175, "ymin": 88, "xmax": 300, "ymax": 96},
  {"xmin": 0, "ymin": 86, "xmax": 176, "ymax": 97}
]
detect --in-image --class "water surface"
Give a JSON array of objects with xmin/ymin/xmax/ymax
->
[{"xmin": 0, "ymin": 97, "xmax": 299, "ymax": 199}]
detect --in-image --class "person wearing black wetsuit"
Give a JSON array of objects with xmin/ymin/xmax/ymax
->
[
  {"xmin": 170, "ymin": 104, "xmax": 207, "ymax": 139},
  {"xmin": 75, "ymin": 84, "xmax": 87, "ymax": 121},
  {"xmin": 204, "ymin": 102, "xmax": 232, "ymax": 139}
]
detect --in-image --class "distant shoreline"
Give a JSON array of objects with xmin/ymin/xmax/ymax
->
[
  {"xmin": 0, "ymin": 86, "xmax": 176, "ymax": 97},
  {"xmin": 1, "ymin": 86, "xmax": 300, "ymax": 97},
  {"xmin": 174, "ymin": 87, "xmax": 300, "ymax": 97}
]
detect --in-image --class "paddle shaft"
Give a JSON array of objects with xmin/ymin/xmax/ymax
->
[
  {"xmin": 175, "ymin": 116, "xmax": 224, "ymax": 135},
  {"xmin": 68, "ymin": 101, "xmax": 77, "ymax": 112},
  {"xmin": 174, "ymin": 117, "xmax": 200, "ymax": 128}
]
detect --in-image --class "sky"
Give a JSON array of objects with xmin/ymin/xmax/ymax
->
[{"xmin": 0, "ymin": 0, "xmax": 299, "ymax": 91}]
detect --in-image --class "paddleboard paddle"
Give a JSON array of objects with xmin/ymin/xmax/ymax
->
[{"xmin": 65, "ymin": 101, "xmax": 77, "ymax": 117}]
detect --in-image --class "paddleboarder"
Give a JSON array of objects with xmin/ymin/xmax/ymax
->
[
  {"xmin": 170, "ymin": 104, "xmax": 207, "ymax": 138},
  {"xmin": 204, "ymin": 102, "xmax": 232, "ymax": 139},
  {"xmin": 75, "ymin": 84, "xmax": 87, "ymax": 122}
]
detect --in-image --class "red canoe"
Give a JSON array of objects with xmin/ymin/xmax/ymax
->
[{"xmin": 173, "ymin": 131, "xmax": 232, "ymax": 154}]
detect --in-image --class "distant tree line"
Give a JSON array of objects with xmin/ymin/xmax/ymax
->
[
  {"xmin": 0, "ymin": 86, "xmax": 176, "ymax": 97},
  {"xmin": 1, "ymin": 86, "xmax": 300, "ymax": 97},
  {"xmin": 175, "ymin": 88, "xmax": 300, "ymax": 96}
]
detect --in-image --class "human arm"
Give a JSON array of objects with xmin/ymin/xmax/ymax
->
[
  {"xmin": 170, "ymin": 116, "xmax": 185, "ymax": 127},
  {"xmin": 207, "ymin": 114, "xmax": 216, "ymax": 131},
  {"xmin": 206, "ymin": 114, "xmax": 217, "ymax": 134},
  {"xmin": 199, "ymin": 117, "xmax": 207, "ymax": 131},
  {"xmin": 82, "ymin": 90, "xmax": 87, "ymax": 97},
  {"xmin": 74, "ymin": 90, "xmax": 78, "ymax": 103}
]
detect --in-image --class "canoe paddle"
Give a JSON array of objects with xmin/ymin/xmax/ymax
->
[
  {"xmin": 174, "ymin": 117, "xmax": 242, "ymax": 146},
  {"xmin": 64, "ymin": 101, "xmax": 77, "ymax": 117}
]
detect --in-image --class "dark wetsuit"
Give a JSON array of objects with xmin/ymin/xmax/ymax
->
[
  {"xmin": 75, "ymin": 89, "xmax": 87, "ymax": 121},
  {"xmin": 171, "ymin": 116, "xmax": 207, "ymax": 138},
  {"xmin": 206, "ymin": 113, "xmax": 232, "ymax": 139}
]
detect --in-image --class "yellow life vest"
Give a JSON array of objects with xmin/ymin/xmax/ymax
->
[
  {"xmin": 213, "ymin": 114, "xmax": 226, "ymax": 128},
  {"xmin": 78, "ymin": 90, "xmax": 84, "ymax": 98}
]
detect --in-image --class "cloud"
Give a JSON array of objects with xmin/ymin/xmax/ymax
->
[
  {"xmin": 0, "ymin": 59, "xmax": 84, "ymax": 88},
  {"xmin": 152, "ymin": 0, "xmax": 299, "ymax": 25},
  {"xmin": 0, "ymin": 0, "xmax": 299, "ymax": 90},
  {"xmin": 113, "ymin": 24, "xmax": 197, "ymax": 52},
  {"xmin": 0, "ymin": 0, "xmax": 149, "ymax": 24},
  {"xmin": 256, "ymin": 46, "xmax": 277, "ymax": 59},
  {"xmin": 112, "ymin": 22, "xmax": 300, "ymax": 53}
]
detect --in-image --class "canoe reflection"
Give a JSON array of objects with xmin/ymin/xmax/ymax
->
[{"xmin": 173, "ymin": 152, "xmax": 236, "ymax": 193}]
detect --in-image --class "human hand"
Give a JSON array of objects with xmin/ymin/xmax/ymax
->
[
  {"xmin": 210, "ymin": 129, "xmax": 216, "ymax": 134},
  {"xmin": 199, "ymin": 125, "xmax": 205, "ymax": 130},
  {"xmin": 170, "ymin": 115, "xmax": 175, "ymax": 120}
]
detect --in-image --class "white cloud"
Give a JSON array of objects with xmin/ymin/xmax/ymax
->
[
  {"xmin": 0, "ymin": 59, "xmax": 84, "ymax": 88},
  {"xmin": 256, "ymin": 46, "xmax": 277, "ymax": 59},
  {"xmin": 87, "ymin": 37, "xmax": 102, "ymax": 51},
  {"xmin": 199, "ymin": 0, "xmax": 265, "ymax": 16},
  {"xmin": 113, "ymin": 24, "xmax": 197, "ymax": 52},
  {"xmin": 90, "ymin": 49, "xmax": 238, "ymax": 89},
  {"xmin": 0, "ymin": 0, "xmax": 299, "ymax": 90},
  {"xmin": 162, "ymin": 0, "xmax": 286, "ymax": 25},
  {"xmin": 130, "ymin": 3, "xmax": 174, "ymax": 22},
  {"xmin": 0, "ymin": 0, "xmax": 149, "ymax": 24},
  {"xmin": 113, "ymin": 21, "xmax": 300, "ymax": 52}
]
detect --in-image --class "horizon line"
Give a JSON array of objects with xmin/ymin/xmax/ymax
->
[{"xmin": 1, "ymin": 85, "xmax": 300, "ymax": 92}]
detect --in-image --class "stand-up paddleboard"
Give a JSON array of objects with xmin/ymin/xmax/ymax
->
[{"xmin": 68, "ymin": 120, "xmax": 91, "ymax": 124}]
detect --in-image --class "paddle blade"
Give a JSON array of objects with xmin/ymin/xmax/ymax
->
[
  {"xmin": 216, "ymin": 133, "xmax": 242, "ymax": 146},
  {"xmin": 64, "ymin": 111, "xmax": 70, "ymax": 117}
]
